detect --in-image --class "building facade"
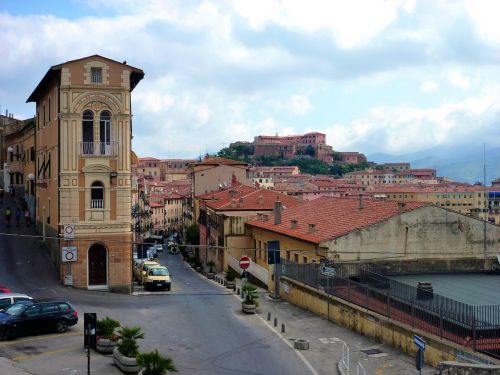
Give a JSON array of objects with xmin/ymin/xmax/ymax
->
[{"xmin": 27, "ymin": 55, "xmax": 144, "ymax": 292}]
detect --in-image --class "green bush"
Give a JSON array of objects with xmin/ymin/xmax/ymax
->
[
  {"xmin": 225, "ymin": 268, "xmax": 237, "ymax": 282},
  {"xmin": 117, "ymin": 326, "xmax": 144, "ymax": 358},
  {"xmin": 97, "ymin": 316, "xmax": 120, "ymax": 339},
  {"xmin": 137, "ymin": 349, "xmax": 177, "ymax": 375},
  {"xmin": 207, "ymin": 260, "xmax": 215, "ymax": 273},
  {"xmin": 241, "ymin": 283, "xmax": 259, "ymax": 307}
]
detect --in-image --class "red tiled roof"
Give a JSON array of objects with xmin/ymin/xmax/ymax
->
[
  {"xmin": 246, "ymin": 196, "xmax": 429, "ymax": 244},
  {"xmin": 150, "ymin": 202, "xmax": 164, "ymax": 208},
  {"xmin": 138, "ymin": 157, "xmax": 161, "ymax": 161},
  {"xmin": 200, "ymin": 185, "xmax": 298, "ymax": 211}
]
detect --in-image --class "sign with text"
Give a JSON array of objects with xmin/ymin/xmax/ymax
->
[
  {"xmin": 63, "ymin": 224, "xmax": 75, "ymax": 240},
  {"xmin": 62, "ymin": 247, "xmax": 78, "ymax": 262}
]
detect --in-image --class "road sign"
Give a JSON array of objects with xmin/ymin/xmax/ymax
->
[
  {"xmin": 414, "ymin": 335, "xmax": 426, "ymax": 351},
  {"xmin": 320, "ymin": 259, "xmax": 335, "ymax": 276},
  {"xmin": 239, "ymin": 256, "xmax": 251, "ymax": 269},
  {"xmin": 63, "ymin": 224, "xmax": 75, "ymax": 240},
  {"xmin": 62, "ymin": 247, "xmax": 78, "ymax": 262}
]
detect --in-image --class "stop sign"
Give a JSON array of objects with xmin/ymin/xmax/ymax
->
[{"xmin": 239, "ymin": 256, "xmax": 251, "ymax": 269}]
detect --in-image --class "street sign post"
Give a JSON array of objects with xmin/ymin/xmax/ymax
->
[
  {"xmin": 414, "ymin": 335, "xmax": 426, "ymax": 374},
  {"xmin": 239, "ymin": 256, "xmax": 251, "ymax": 269}
]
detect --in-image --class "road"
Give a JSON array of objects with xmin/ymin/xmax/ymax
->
[{"xmin": 0, "ymin": 208, "xmax": 314, "ymax": 374}]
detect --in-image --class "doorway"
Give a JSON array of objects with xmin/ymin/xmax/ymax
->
[{"xmin": 88, "ymin": 244, "xmax": 107, "ymax": 286}]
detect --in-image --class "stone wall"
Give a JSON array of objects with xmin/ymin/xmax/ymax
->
[{"xmin": 436, "ymin": 361, "xmax": 500, "ymax": 374}]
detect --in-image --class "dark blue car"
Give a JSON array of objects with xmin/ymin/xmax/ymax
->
[{"xmin": 0, "ymin": 300, "xmax": 78, "ymax": 340}]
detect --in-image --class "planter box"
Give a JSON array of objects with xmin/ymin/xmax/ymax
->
[
  {"xmin": 113, "ymin": 347, "xmax": 140, "ymax": 374},
  {"xmin": 225, "ymin": 281, "xmax": 235, "ymax": 290},
  {"xmin": 96, "ymin": 337, "xmax": 117, "ymax": 354},
  {"xmin": 206, "ymin": 272, "xmax": 214, "ymax": 279},
  {"xmin": 242, "ymin": 303, "xmax": 257, "ymax": 314}
]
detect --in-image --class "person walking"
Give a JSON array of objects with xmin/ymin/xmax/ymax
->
[
  {"xmin": 5, "ymin": 206, "xmax": 12, "ymax": 228},
  {"xmin": 24, "ymin": 208, "xmax": 31, "ymax": 227},
  {"xmin": 15, "ymin": 207, "xmax": 22, "ymax": 227}
]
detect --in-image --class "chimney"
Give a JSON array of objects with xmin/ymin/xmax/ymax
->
[
  {"xmin": 258, "ymin": 195, "xmax": 264, "ymax": 204},
  {"xmin": 398, "ymin": 202, "xmax": 406, "ymax": 214},
  {"xmin": 359, "ymin": 193, "xmax": 363, "ymax": 209},
  {"xmin": 229, "ymin": 189, "xmax": 236, "ymax": 198},
  {"xmin": 308, "ymin": 223, "xmax": 316, "ymax": 233},
  {"xmin": 231, "ymin": 199, "xmax": 237, "ymax": 208},
  {"xmin": 257, "ymin": 213, "xmax": 263, "ymax": 221},
  {"xmin": 262, "ymin": 214, "xmax": 269, "ymax": 222},
  {"xmin": 291, "ymin": 220, "xmax": 298, "ymax": 229},
  {"xmin": 274, "ymin": 199, "xmax": 282, "ymax": 225},
  {"xmin": 238, "ymin": 197, "xmax": 244, "ymax": 207}
]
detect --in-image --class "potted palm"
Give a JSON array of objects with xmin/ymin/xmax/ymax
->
[
  {"xmin": 241, "ymin": 283, "xmax": 259, "ymax": 314},
  {"xmin": 96, "ymin": 316, "xmax": 121, "ymax": 354},
  {"xmin": 206, "ymin": 260, "xmax": 215, "ymax": 279},
  {"xmin": 113, "ymin": 326, "xmax": 144, "ymax": 373},
  {"xmin": 225, "ymin": 268, "xmax": 237, "ymax": 290},
  {"xmin": 137, "ymin": 349, "xmax": 177, "ymax": 375}
]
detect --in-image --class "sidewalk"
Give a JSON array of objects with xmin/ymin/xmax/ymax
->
[{"xmin": 228, "ymin": 275, "xmax": 435, "ymax": 375}]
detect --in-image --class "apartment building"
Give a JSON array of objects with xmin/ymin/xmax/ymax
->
[
  {"xmin": 27, "ymin": 55, "xmax": 144, "ymax": 292},
  {"xmin": 138, "ymin": 157, "xmax": 161, "ymax": 180}
]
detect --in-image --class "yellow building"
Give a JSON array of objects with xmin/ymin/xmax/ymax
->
[{"xmin": 27, "ymin": 55, "xmax": 144, "ymax": 292}]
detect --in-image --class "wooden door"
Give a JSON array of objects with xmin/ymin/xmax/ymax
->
[{"xmin": 88, "ymin": 245, "xmax": 107, "ymax": 285}]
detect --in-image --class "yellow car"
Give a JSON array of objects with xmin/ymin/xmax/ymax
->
[
  {"xmin": 133, "ymin": 260, "xmax": 159, "ymax": 282},
  {"xmin": 144, "ymin": 265, "xmax": 171, "ymax": 291}
]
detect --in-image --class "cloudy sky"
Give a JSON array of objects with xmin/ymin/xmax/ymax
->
[{"xmin": 1, "ymin": 0, "xmax": 500, "ymax": 159}]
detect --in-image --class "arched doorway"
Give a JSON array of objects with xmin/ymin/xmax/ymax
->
[{"xmin": 88, "ymin": 244, "xmax": 107, "ymax": 286}]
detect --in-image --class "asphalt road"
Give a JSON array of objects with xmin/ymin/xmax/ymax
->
[{"xmin": 0, "ymin": 205, "xmax": 314, "ymax": 374}]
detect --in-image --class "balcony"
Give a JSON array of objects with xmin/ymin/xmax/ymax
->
[
  {"xmin": 79, "ymin": 141, "xmax": 117, "ymax": 157},
  {"xmin": 91, "ymin": 199, "xmax": 104, "ymax": 209}
]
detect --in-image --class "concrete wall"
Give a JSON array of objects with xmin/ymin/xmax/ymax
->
[
  {"xmin": 322, "ymin": 205, "xmax": 500, "ymax": 262},
  {"xmin": 280, "ymin": 276, "xmax": 498, "ymax": 368},
  {"xmin": 436, "ymin": 362, "xmax": 500, "ymax": 374}
]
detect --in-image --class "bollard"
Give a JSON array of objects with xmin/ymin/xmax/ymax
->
[
  {"xmin": 274, "ymin": 317, "xmax": 277, "ymax": 327},
  {"xmin": 281, "ymin": 323, "xmax": 285, "ymax": 333},
  {"xmin": 267, "ymin": 312, "xmax": 271, "ymax": 321},
  {"xmin": 237, "ymin": 287, "xmax": 240, "ymax": 295}
]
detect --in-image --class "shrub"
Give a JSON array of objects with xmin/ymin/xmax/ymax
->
[
  {"xmin": 117, "ymin": 326, "xmax": 144, "ymax": 358},
  {"xmin": 137, "ymin": 349, "xmax": 177, "ymax": 375},
  {"xmin": 207, "ymin": 260, "xmax": 215, "ymax": 273},
  {"xmin": 97, "ymin": 316, "xmax": 120, "ymax": 340},
  {"xmin": 241, "ymin": 283, "xmax": 259, "ymax": 307},
  {"xmin": 225, "ymin": 268, "xmax": 237, "ymax": 282}
]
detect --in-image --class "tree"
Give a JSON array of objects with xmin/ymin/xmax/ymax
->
[
  {"xmin": 186, "ymin": 224, "xmax": 199, "ymax": 245},
  {"xmin": 304, "ymin": 145, "xmax": 315, "ymax": 157}
]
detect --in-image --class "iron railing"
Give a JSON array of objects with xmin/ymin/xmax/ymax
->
[
  {"xmin": 281, "ymin": 260, "xmax": 500, "ymax": 359},
  {"xmin": 79, "ymin": 141, "xmax": 117, "ymax": 156}
]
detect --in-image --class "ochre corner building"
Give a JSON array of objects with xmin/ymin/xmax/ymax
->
[{"xmin": 27, "ymin": 55, "xmax": 144, "ymax": 293}]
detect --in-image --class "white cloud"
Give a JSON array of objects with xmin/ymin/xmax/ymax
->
[
  {"xmin": 289, "ymin": 95, "xmax": 312, "ymax": 115},
  {"xmin": 420, "ymin": 80, "xmax": 439, "ymax": 93},
  {"xmin": 448, "ymin": 69, "xmax": 471, "ymax": 89},
  {"xmin": 465, "ymin": 0, "xmax": 500, "ymax": 45}
]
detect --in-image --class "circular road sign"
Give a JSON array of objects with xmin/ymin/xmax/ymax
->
[{"xmin": 239, "ymin": 256, "xmax": 251, "ymax": 269}]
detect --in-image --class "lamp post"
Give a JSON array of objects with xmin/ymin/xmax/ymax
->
[
  {"xmin": 5, "ymin": 146, "xmax": 13, "ymax": 195},
  {"xmin": 27, "ymin": 173, "xmax": 35, "ymax": 227}
]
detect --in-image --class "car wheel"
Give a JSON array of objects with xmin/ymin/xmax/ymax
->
[
  {"xmin": 0, "ymin": 326, "xmax": 10, "ymax": 340},
  {"xmin": 56, "ymin": 320, "xmax": 68, "ymax": 333}
]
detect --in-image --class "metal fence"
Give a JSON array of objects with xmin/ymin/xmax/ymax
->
[{"xmin": 281, "ymin": 260, "xmax": 500, "ymax": 359}]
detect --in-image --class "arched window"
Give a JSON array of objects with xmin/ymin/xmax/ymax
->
[
  {"xmin": 100, "ymin": 111, "xmax": 111, "ymax": 155},
  {"xmin": 82, "ymin": 110, "xmax": 94, "ymax": 155},
  {"xmin": 91, "ymin": 181, "xmax": 104, "ymax": 209}
]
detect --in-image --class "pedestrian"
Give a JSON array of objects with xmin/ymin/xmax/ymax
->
[
  {"xmin": 24, "ymin": 208, "xmax": 31, "ymax": 227},
  {"xmin": 15, "ymin": 207, "xmax": 22, "ymax": 227},
  {"xmin": 5, "ymin": 206, "xmax": 12, "ymax": 227}
]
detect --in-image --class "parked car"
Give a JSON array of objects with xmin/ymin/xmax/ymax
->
[
  {"xmin": 0, "ymin": 300, "xmax": 78, "ymax": 340},
  {"xmin": 144, "ymin": 266, "xmax": 171, "ymax": 291},
  {"xmin": 0, "ymin": 285, "xmax": 12, "ymax": 294},
  {"xmin": 0, "ymin": 293, "xmax": 33, "ymax": 312},
  {"xmin": 133, "ymin": 260, "xmax": 159, "ymax": 282}
]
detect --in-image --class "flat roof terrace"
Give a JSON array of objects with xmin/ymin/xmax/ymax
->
[{"xmin": 390, "ymin": 273, "xmax": 500, "ymax": 306}]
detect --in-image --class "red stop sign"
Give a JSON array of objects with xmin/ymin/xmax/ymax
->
[{"xmin": 239, "ymin": 256, "xmax": 251, "ymax": 269}]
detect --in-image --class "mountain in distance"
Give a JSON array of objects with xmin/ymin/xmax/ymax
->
[{"xmin": 368, "ymin": 144, "xmax": 500, "ymax": 184}]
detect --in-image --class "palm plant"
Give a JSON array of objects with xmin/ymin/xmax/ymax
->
[
  {"xmin": 97, "ymin": 316, "xmax": 120, "ymax": 340},
  {"xmin": 207, "ymin": 260, "xmax": 215, "ymax": 273},
  {"xmin": 241, "ymin": 283, "xmax": 259, "ymax": 306},
  {"xmin": 137, "ymin": 349, "xmax": 177, "ymax": 375},
  {"xmin": 117, "ymin": 326, "xmax": 144, "ymax": 358},
  {"xmin": 225, "ymin": 268, "xmax": 237, "ymax": 282}
]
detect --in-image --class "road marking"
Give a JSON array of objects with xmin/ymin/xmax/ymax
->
[
  {"xmin": 12, "ymin": 345, "xmax": 80, "ymax": 361},
  {"xmin": 0, "ymin": 331, "xmax": 81, "ymax": 346},
  {"xmin": 319, "ymin": 337, "xmax": 342, "ymax": 344}
]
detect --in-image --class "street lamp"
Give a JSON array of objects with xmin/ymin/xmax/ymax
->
[{"xmin": 27, "ymin": 173, "xmax": 35, "ymax": 195}]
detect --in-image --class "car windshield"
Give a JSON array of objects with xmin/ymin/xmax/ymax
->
[
  {"xmin": 149, "ymin": 268, "xmax": 168, "ymax": 276},
  {"xmin": 4, "ymin": 303, "xmax": 27, "ymax": 316}
]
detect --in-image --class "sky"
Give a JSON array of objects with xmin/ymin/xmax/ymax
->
[{"xmin": 1, "ymin": 0, "xmax": 500, "ymax": 159}]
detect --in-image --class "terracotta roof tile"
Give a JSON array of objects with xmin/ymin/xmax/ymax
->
[{"xmin": 246, "ymin": 196, "xmax": 429, "ymax": 244}]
